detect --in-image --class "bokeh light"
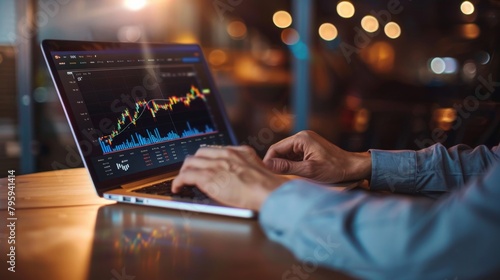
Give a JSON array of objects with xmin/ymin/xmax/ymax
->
[
  {"xmin": 273, "ymin": 11, "xmax": 292, "ymax": 28},
  {"xmin": 461, "ymin": 23, "xmax": 480, "ymax": 39},
  {"xmin": 318, "ymin": 23, "xmax": 338, "ymax": 41},
  {"xmin": 117, "ymin": 25, "xmax": 142, "ymax": 42},
  {"xmin": 208, "ymin": 49, "xmax": 228, "ymax": 66},
  {"xmin": 124, "ymin": 0, "xmax": 147, "ymax": 11},
  {"xmin": 360, "ymin": 41, "xmax": 395, "ymax": 73},
  {"xmin": 430, "ymin": 57, "xmax": 446, "ymax": 74},
  {"xmin": 33, "ymin": 87, "xmax": 49, "ymax": 103},
  {"xmin": 476, "ymin": 51, "xmax": 490, "ymax": 65},
  {"xmin": 436, "ymin": 108, "xmax": 457, "ymax": 123},
  {"xmin": 443, "ymin": 57, "xmax": 458, "ymax": 74},
  {"xmin": 173, "ymin": 33, "xmax": 198, "ymax": 44},
  {"xmin": 281, "ymin": 28, "xmax": 300, "ymax": 45},
  {"xmin": 354, "ymin": 108, "xmax": 370, "ymax": 133},
  {"xmin": 433, "ymin": 108, "xmax": 457, "ymax": 130},
  {"xmin": 361, "ymin": 15, "xmax": 379, "ymax": 33},
  {"xmin": 460, "ymin": 1, "xmax": 474, "ymax": 15},
  {"xmin": 227, "ymin": 20, "xmax": 247, "ymax": 39},
  {"xmin": 337, "ymin": 1, "xmax": 355, "ymax": 18},
  {"xmin": 384, "ymin": 22, "xmax": 401, "ymax": 39},
  {"xmin": 462, "ymin": 61, "xmax": 477, "ymax": 79}
]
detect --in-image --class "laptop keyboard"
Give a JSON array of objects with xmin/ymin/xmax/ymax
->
[{"xmin": 132, "ymin": 179, "xmax": 209, "ymax": 200}]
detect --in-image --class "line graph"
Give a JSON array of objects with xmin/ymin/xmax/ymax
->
[
  {"xmin": 99, "ymin": 85, "xmax": 210, "ymax": 147},
  {"xmin": 74, "ymin": 66, "xmax": 219, "ymax": 155},
  {"xmin": 97, "ymin": 85, "xmax": 216, "ymax": 154}
]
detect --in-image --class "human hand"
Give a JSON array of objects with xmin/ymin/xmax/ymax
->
[
  {"xmin": 172, "ymin": 146, "xmax": 289, "ymax": 211},
  {"xmin": 263, "ymin": 130, "xmax": 371, "ymax": 184}
]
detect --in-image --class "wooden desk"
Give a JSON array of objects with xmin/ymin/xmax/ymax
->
[{"xmin": 0, "ymin": 168, "xmax": 351, "ymax": 279}]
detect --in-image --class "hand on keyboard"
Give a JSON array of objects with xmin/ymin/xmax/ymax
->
[
  {"xmin": 172, "ymin": 145, "xmax": 289, "ymax": 211},
  {"xmin": 133, "ymin": 180, "xmax": 208, "ymax": 200}
]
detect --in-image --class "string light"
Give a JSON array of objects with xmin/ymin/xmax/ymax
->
[
  {"xmin": 384, "ymin": 22, "xmax": 401, "ymax": 39},
  {"xmin": 273, "ymin": 11, "xmax": 292, "ymax": 28},
  {"xmin": 318, "ymin": 23, "xmax": 338, "ymax": 41},
  {"xmin": 337, "ymin": 1, "xmax": 355, "ymax": 18},
  {"xmin": 361, "ymin": 15, "xmax": 379, "ymax": 33},
  {"xmin": 460, "ymin": 1, "xmax": 474, "ymax": 15}
]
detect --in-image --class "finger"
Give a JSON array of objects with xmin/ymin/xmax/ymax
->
[
  {"xmin": 172, "ymin": 167, "xmax": 198, "ymax": 193},
  {"xmin": 223, "ymin": 145, "xmax": 258, "ymax": 158},
  {"xmin": 194, "ymin": 146, "xmax": 255, "ymax": 162},
  {"xmin": 225, "ymin": 145, "xmax": 256, "ymax": 155},
  {"xmin": 263, "ymin": 138, "xmax": 293, "ymax": 161},
  {"xmin": 264, "ymin": 158, "xmax": 312, "ymax": 177},
  {"xmin": 172, "ymin": 168, "xmax": 229, "ymax": 202},
  {"xmin": 194, "ymin": 146, "xmax": 238, "ymax": 159},
  {"xmin": 226, "ymin": 145, "xmax": 263, "ymax": 163},
  {"xmin": 263, "ymin": 136, "xmax": 304, "ymax": 162},
  {"xmin": 172, "ymin": 167, "xmax": 212, "ymax": 193},
  {"xmin": 180, "ymin": 156, "xmax": 230, "ymax": 172}
]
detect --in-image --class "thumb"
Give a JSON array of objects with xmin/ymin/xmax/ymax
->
[{"xmin": 264, "ymin": 158, "xmax": 310, "ymax": 176}]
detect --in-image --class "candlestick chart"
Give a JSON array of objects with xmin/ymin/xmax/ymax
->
[
  {"xmin": 98, "ymin": 85, "xmax": 215, "ymax": 153},
  {"xmin": 75, "ymin": 66, "xmax": 218, "ymax": 154}
]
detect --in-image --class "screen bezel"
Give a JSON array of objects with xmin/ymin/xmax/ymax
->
[{"xmin": 41, "ymin": 39, "xmax": 238, "ymax": 195}]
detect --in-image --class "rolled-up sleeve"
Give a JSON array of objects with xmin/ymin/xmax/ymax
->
[
  {"xmin": 369, "ymin": 143, "xmax": 500, "ymax": 194},
  {"xmin": 259, "ymin": 163, "xmax": 500, "ymax": 279}
]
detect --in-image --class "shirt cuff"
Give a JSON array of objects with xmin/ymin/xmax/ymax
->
[
  {"xmin": 369, "ymin": 149, "xmax": 417, "ymax": 193},
  {"xmin": 259, "ymin": 180, "xmax": 338, "ymax": 242}
]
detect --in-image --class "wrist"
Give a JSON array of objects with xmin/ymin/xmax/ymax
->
[
  {"xmin": 255, "ymin": 176, "xmax": 289, "ymax": 211},
  {"xmin": 350, "ymin": 151, "xmax": 372, "ymax": 181}
]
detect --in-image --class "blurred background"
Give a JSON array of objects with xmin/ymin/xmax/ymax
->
[{"xmin": 1, "ymin": 0, "xmax": 499, "ymax": 174}]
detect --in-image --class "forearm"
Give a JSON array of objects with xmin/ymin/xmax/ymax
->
[
  {"xmin": 369, "ymin": 143, "xmax": 500, "ymax": 195},
  {"xmin": 260, "ymin": 168, "xmax": 500, "ymax": 279}
]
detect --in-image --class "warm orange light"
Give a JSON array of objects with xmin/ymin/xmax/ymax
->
[
  {"xmin": 173, "ymin": 33, "xmax": 198, "ymax": 44},
  {"xmin": 337, "ymin": 1, "xmax": 355, "ymax": 18},
  {"xmin": 227, "ymin": 21, "xmax": 247, "ymax": 39},
  {"xmin": 318, "ymin": 23, "xmax": 338, "ymax": 41},
  {"xmin": 361, "ymin": 15, "xmax": 379, "ymax": 33},
  {"xmin": 273, "ymin": 11, "xmax": 292, "ymax": 28},
  {"xmin": 281, "ymin": 28, "xmax": 300, "ymax": 45},
  {"xmin": 124, "ymin": 0, "xmax": 147, "ymax": 11},
  {"xmin": 354, "ymin": 108, "xmax": 370, "ymax": 133},
  {"xmin": 435, "ymin": 108, "xmax": 457, "ymax": 123},
  {"xmin": 208, "ymin": 49, "xmax": 228, "ymax": 66},
  {"xmin": 434, "ymin": 108, "xmax": 457, "ymax": 130},
  {"xmin": 460, "ymin": 1, "xmax": 474, "ymax": 15},
  {"xmin": 384, "ymin": 22, "xmax": 401, "ymax": 39},
  {"xmin": 360, "ymin": 41, "xmax": 395, "ymax": 73},
  {"xmin": 461, "ymin": 23, "xmax": 480, "ymax": 39}
]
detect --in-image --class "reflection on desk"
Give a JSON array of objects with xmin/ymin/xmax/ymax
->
[
  {"xmin": 90, "ymin": 204, "xmax": 267, "ymax": 279},
  {"xmin": 0, "ymin": 168, "xmax": 351, "ymax": 279}
]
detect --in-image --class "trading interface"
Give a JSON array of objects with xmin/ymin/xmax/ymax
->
[
  {"xmin": 52, "ymin": 48, "xmax": 231, "ymax": 181},
  {"xmin": 75, "ymin": 66, "xmax": 216, "ymax": 154}
]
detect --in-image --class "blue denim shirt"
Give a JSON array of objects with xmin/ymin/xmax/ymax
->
[{"xmin": 259, "ymin": 143, "xmax": 500, "ymax": 279}]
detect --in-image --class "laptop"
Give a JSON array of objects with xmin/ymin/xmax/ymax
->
[{"xmin": 41, "ymin": 39, "xmax": 255, "ymax": 218}]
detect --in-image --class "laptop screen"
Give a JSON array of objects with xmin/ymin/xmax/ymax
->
[{"xmin": 42, "ymin": 40, "xmax": 237, "ymax": 192}]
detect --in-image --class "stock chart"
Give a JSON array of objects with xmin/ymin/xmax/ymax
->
[{"xmin": 75, "ymin": 66, "xmax": 217, "ymax": 154}]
